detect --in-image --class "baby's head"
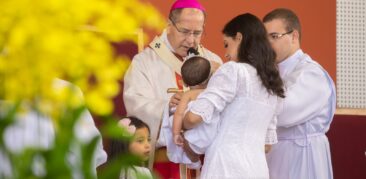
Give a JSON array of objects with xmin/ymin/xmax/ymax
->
[
  {"xmin": 110, "ymin": 116, "xmax": 151, "ymax": 163},
  {"xmin": 181, "ymin": 56, "xmax": 211, "ymax": 88}
]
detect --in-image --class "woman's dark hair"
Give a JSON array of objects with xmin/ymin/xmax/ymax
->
[
  {"xmin": 181, "ymin": 56, "xmax": 211, "ymax": 86},
  {"xmin": 108, "ymin": 116, "xmax": 150, "ymax": 167},
  {"xmin": 222, "ymin": 13, "xmax": 285, "ymax": 98}
]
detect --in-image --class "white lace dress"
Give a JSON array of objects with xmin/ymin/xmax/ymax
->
[{"xmin": 189, "ymin": 61, "xmax": 280, "ymax": 179}]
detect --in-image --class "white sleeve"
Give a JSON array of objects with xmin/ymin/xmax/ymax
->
[
  {"xmin": 53, "ymin": 79, "xmax": 107, "ymax": 167},
  {"xmin": 265, "ymin": 121, "xmax": 277, "ymax": 144},
  {"xmin": 123, "ymin": 56, "xmax": 167, "ymax": 137},
  {"xmin": 74, "ymin": 109, "xmax": 107, "ymax": 167},
  {"xmin": 278, "ymin": 67, "xmax": 331, "ymax": 127},
  {"xmin": 190, "ymin": 62, "xmax": 239, "ymax": 123},
  {"xmin": 265, "ymin": 98, "xmax": 282, "ymax": 144}
]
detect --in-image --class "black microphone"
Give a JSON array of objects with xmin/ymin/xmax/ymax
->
[{"xmin": 187, "ymin": 47, "xmax": 199, "ymax": 56}]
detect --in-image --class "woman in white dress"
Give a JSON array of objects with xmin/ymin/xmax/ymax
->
[{"xmin": 182, "ymin": 13, "xmax": 285, "ymax": 179}]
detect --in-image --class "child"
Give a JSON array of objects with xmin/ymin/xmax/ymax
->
[
  {"xmin": 160, "ymin": 56, "xmax": 220, "ymax": 168},
  {"xmin": 109, "ymin": 116, "xmax": 153, "ymax": 179},
  {"xmin": 173, "ymin": 56, "xmax": 212, "ymax": 146}
]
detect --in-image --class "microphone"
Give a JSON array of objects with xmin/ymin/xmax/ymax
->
[{"xmin": 187, "ymin": 47, "xmax": 199, "ymax": 56}]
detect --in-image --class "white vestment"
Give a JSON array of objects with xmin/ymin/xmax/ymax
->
[
  {"xmin": 266, "ymin": 49, "xmax": 336, "ymax": 179},
  {"xmin": 189, "ymin": 62, "xmax": 280, "ymax": 179},
  {"xmin": 123, "ymin": 30, "xmax": 222, "ymax": 168}
]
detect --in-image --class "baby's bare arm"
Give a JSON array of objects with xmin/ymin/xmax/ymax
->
[
  {"xmin": 172, "ymin": 93, "xmax": 191, "ymax": 136},
  {"xmin": 172, "ymin": 89, "xmax": 203, "ymax": 135}
]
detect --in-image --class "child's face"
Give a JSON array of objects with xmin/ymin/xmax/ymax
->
[{"xmin": 128, "ymin": 127, "xmax": 151, "ymax": 161}]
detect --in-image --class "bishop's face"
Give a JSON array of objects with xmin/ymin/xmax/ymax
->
[{"xmin": 167, "ymin": 8, "xmax": 205, "ymax": 57}]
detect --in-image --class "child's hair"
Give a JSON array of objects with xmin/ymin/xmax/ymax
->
[
  {"xmin": 181, "ymin": 56, "xmax": 211, "ymax": 86},
  {"xmin": 109, "ymin": 116, "xmax": 150, "ymax": 164}
]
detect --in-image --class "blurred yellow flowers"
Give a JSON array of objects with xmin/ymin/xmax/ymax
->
[{"xmin": 0, "ymin": 0, "xmax": 165, "ymax": 116}]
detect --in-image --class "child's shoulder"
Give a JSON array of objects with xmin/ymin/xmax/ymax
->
[
  {"xmin": 185, "ymin": 89, "xmax": 203, "ymax": 100},
  {"xmin": 186, "ymin": 89, "xmax": 204, "ymax": 94}
]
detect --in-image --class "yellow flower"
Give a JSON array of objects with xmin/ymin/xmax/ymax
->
[
  {"xmin": 0, "ymin": 0, "xmax": 164, "ymax": 116},
  {"xmin": 85, "ymin": 89, "xmax": 113, "ymax": 116}
]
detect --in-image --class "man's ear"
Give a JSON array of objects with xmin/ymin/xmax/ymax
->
[{"xmin": 292, "ymin": 29, "xmax": 300, "ymax": 42}]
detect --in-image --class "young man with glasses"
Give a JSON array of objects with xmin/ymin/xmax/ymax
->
[
  {"xmin": 123, "ymin": 0, "xmax": 222, "ymax": 178},
  {"xmin": 263, "ymin": 8, "xmax": 336, "ymax": 179}
]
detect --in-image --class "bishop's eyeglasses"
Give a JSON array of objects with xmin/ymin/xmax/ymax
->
[{"xmin": 169, "ymin": 18, "xmax": 204, "ymax": 38}]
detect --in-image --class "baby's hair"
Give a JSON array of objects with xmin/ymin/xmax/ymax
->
[
  {"xmin": 109, "ymin": 116, "xmax": 150, "ymax": 163},
  {"xmin": 181, "ymin": 56, "xmax": 211, "ymax": 86}
]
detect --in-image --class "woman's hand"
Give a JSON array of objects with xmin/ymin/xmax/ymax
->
[
  {"xmin": 265, "ymin": 144, "xmax": 272, "ymax": 153},
  {"xmin": 182, "ymin": 138, "xmax": 200, "ymax": 162},
  {"xmin": 169, "ymin": 92, "xmax": 183, "ymax": 110},
  {"xmin": 173, "ymin": 134, "xmax": 184, "ymax": 146}
]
